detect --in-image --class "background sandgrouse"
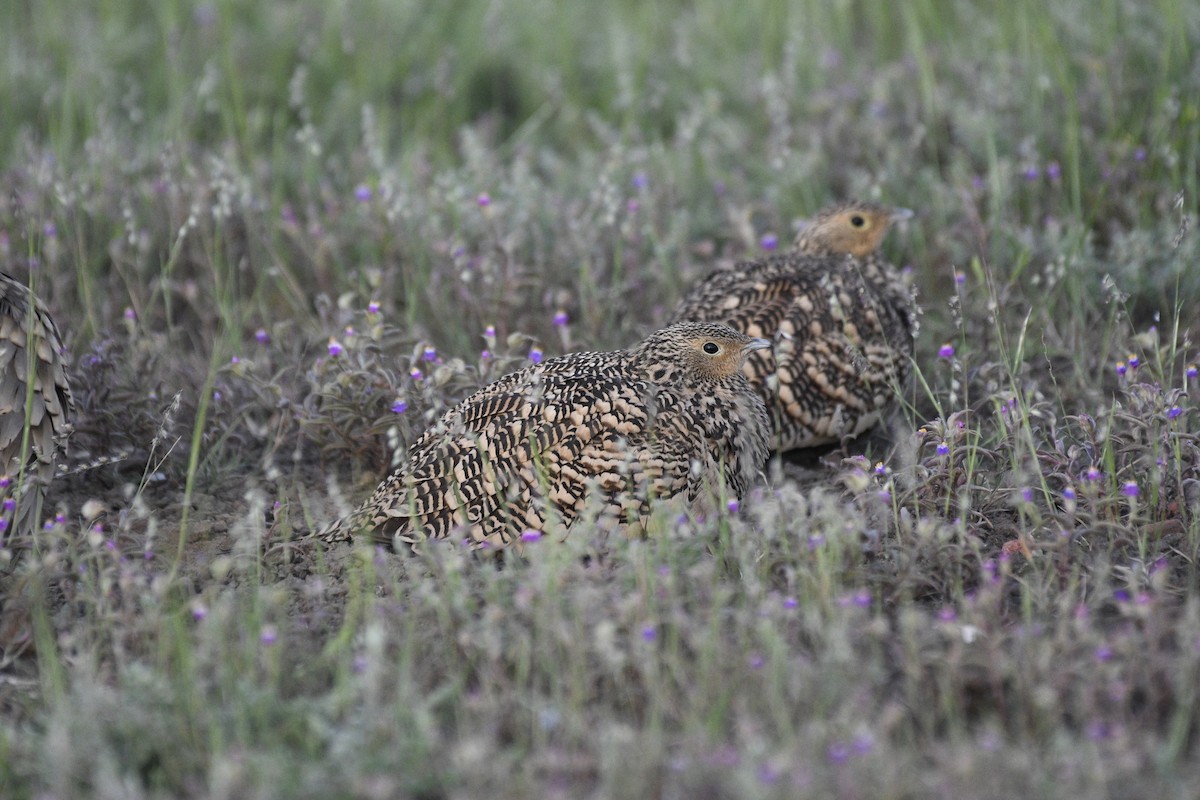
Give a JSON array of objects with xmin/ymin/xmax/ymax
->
[
  {"xmin": 321, "ymin": 322, "xmax": 770, "ymax": 550},
  {"xmin": 670, "ymin": 200, "xmax": 915, "ymax": 452},
  {"xmin": 0, "ymin": 273, "xmax": 73, "ymax": 552}
]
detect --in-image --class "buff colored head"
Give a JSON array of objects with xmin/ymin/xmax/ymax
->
[
  {"xmin": 792, "ymin": 200, "xmax": 913, "ymax": 258},
  {"xmin": 639, "ymin": 322, "xmax": 771, "ymax": 382}
]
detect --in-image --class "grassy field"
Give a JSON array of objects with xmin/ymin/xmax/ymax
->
[{"xmin": 2, "ymin": 0, "xmax": 1199, "ymax": 796}]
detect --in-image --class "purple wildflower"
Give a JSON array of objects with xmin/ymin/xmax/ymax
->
[
  {"xmin": 726, "ymin": 498, "xmax": 740, "ymax": 514},
  {"xmin": 1122, "ymin": 481, "xmax": 1139, "ymax": 498},
  {"xmin": 631, "ymin": 172, "xmax": 648, "ymax": 189},
  {"xmin": 1084, "ymin": 466, "xmax": 1101, "ymax": 481},
  {"xmin": 520, "ymin": 529, "xmax": 541, "ymax": 542},
  {"xmin": 641, "ymin": 625, "xmax": 656, "ymax": 642},
  {"xmin": 476, "ymin": 193, "xmax": 491, "ymax": 207},
  {"xmin": 391, "ymin": 400, "xmax": 408, "ymax": 414},
  {"xmin": 327, "ymin": 340, "xmax": 342, "ymax": 357},
  {"xmin": 367, "ymin": 301, "xmax": 381, "ymax": 315},
  {"xmin": 260, "ymin": 625, "xmax": 278, "ymax": 646},
  {"xmin": 938, "ymin": 343, "xmax": 955, "ymax": 359},
  {"xmin": 1094, "ymin": 644, "xmax": 1113, "ymax": 662},
  {"xmin": 1133, "ymin": 147, "xmax": 1146, "ymax": 161},
  {"xmin": 255, "ymin": 328, "xmax": 269, "ymax": 344},
  {"xmin": 1023, "ymin": 166, "xmax": 1040, "ymax": 181},
  {"xmin": 1167, "ymin": 406, "xmax": 1182, "ymax": 419},
  {"xmin": 756, "ymin": 763, "xmax": 781, "ymax": 785},
  {"xmin": 553, "ymin": 310, "xmax": 569, "ymax": 326},
  {"xmin": 354, "ymin": 184, "xmax": 372, "ymax": 202},
  {"xmin": 936, "ymin": 442, "xmax": 949, "ymax": 456},
  {"xmin": 1187, "ymin": 364, "xmax": 1198, "ymax": 380},
  {"xmin": 783, "ymin": 596, "xmax": 798, "ymax": 610},
  {"xmin": 760, "ymin": 233, "xmax": 778, "ymax": 251},
  {"xmin": 529, "ymin": 348, "xmax": 543, "ymax": 363},
  {"xmin": 1046, "ymin": 162, "xmax": 1061, "ymax": 180}
]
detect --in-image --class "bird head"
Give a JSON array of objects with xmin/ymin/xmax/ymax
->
[
  {"xmin": 792, "ymin": 200, "xmax": 912, "ymax": 258},
  {"xmin": 640, "ymin": 322, "xmax": 770, "ymax": 382}
]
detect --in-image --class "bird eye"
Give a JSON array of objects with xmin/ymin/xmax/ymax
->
[
  {"xmin": 850, "ymin": 214, "xmax": 866, "ymax": 227},
  {"xmin": 702, "ymin": 342, "xmax": 721, "ymax": 355}
]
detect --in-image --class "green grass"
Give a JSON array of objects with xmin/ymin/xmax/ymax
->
[{"xmin": 2, "ymin": 0, "xmax": 1200, "ymax": 797}]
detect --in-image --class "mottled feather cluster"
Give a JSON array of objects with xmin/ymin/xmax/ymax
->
[
  {"xmin": 670, "ymin": 200, "xmax": 915, "ymax": 452},
  {"xmin": 0, "ymin": 272, "xmax": 74, "ymax": 549},
  {"xmin": 322, "ymin": 322, "xmax": 770, "ymax": 550}
]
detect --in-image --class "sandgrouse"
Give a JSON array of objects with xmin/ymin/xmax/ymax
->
[
  {"xmin": 321, "ymin": 322, "xmax": 771, "ymax": 550},
  {"xmin": 670, "ymin": 200, "xmax": 915, "ymax": 452},
  {"xmin": 0, "ymin": 272, "xmax": 74, "ymax": 553}
]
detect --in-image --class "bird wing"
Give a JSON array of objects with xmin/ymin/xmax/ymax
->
[
  {"xmin": 323, "ymin": 354, "xmax": 662, "ymax": 547},
  {"xmin": 0, "ymin": 276, "xmax": 73, "ymax": 474},
  {"xmin": 672, "ymin": 262, "xmax": 810, "ymax": 340}
]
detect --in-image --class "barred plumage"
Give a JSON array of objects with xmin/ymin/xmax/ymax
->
[
  {"xmin": 321, "ymin": 322, "xmax": 770, "ymax": 550},
  {"xmin": 671, "ymin": 200, "xmax": 915, "ymax": 452},
  {"xmin": 0, "ymin": 272, "xmax": 74, "ymax": 549}
]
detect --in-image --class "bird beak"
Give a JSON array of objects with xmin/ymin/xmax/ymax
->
[
  {"xmin": 743, "ymin": 337, "xmax": 772, "ymax": 354},
  {"xmin": 890, "ymin": 207, "xmax": 915, "ymax": 222}
]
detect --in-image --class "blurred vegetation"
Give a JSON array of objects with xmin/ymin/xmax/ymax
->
[{"xmin": 0, "ymin": 0, "xmax": 1199, "ymax": 797}]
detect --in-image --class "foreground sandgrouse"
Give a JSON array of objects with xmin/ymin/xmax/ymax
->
[
  {"xmin": 321, "ymin": 322, "xmax": 771, "ymax": 550},
  {"xmin": 670, "ymin": 200, "xmax": 915, "ymax": 452},
  {"xmin": 0, "ymin": 272, "xmax": 74, "ymax": 552}
]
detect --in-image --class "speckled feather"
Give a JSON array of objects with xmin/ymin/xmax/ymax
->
[
  {"xmin": 321, "ymin": 322, "xmax": 770, "ymax": 550},
  {"xmin": 0, "ymin": 272, "xmax": 74, "ymax": 544},
  {"xmin": 671, "ymin": 200, "xmax": 916, "ymax": 452}
]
